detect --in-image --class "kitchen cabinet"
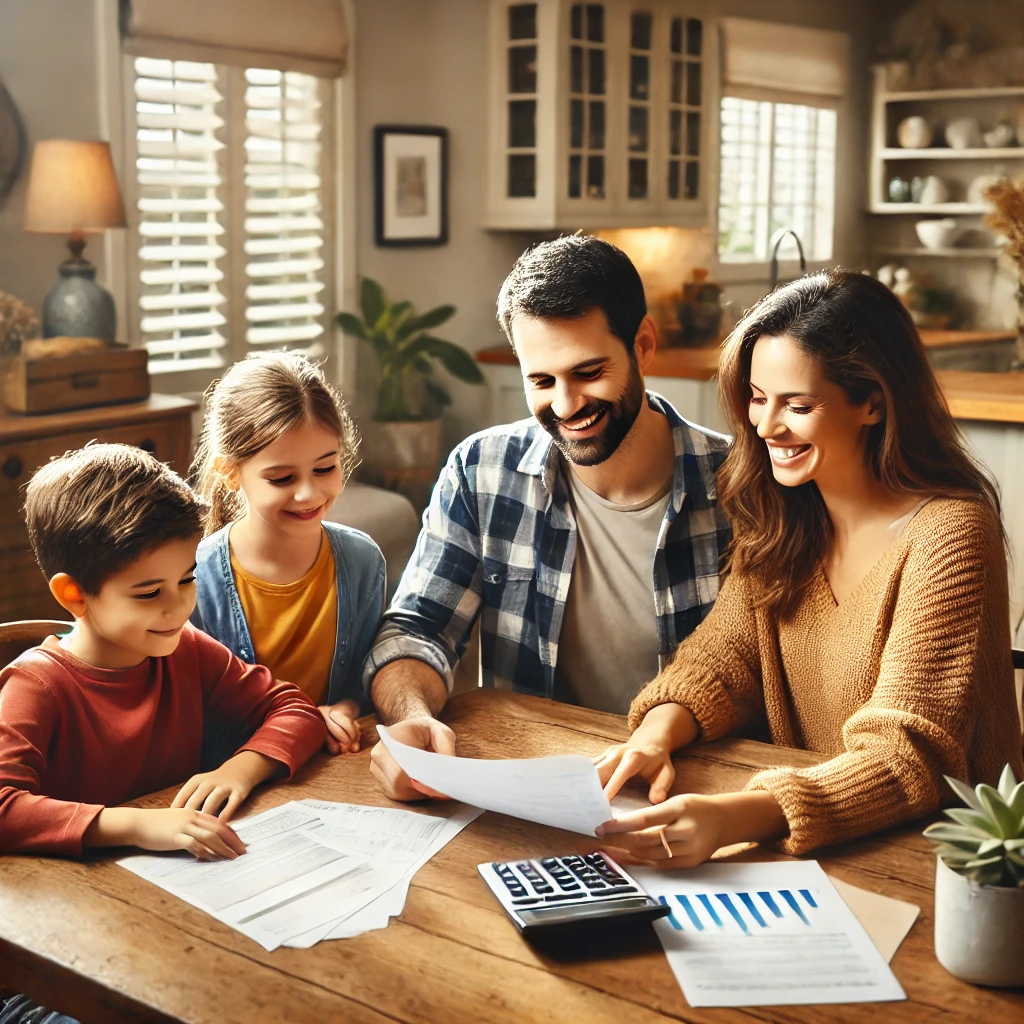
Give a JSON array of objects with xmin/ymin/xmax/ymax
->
[{"xmin": 486, "ymin": 0, "xmax": 713, "ymax": 230}]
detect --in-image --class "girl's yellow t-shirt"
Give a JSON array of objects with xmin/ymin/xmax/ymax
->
[{"xmin": 230, "ymin": 531, "xmax": 337, "ymax": 705}]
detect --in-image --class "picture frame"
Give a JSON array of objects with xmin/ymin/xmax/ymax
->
[{"xmin": 373, "ymin": 125, "xmax": 448, "ymax": 247}]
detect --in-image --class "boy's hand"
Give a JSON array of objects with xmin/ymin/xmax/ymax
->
[
  {"xmin": 171, "ymin": 750, "xmax": 279, "ymax": 820},
  {"xmin": 319, "ymin": 700, "xmax": 362, "ymax": 755},
  {"xmin": 132, "ymin": 808, "xmax": 247, "ymax": 861},
  {"xmin": 83, "ymin": 806, "xmax": 245, "ymax": 861}
]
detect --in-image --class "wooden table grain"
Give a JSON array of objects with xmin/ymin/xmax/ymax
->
[{"xmin": 1, "ymin": 690, "xmax": 1021, "ymax": 1023}]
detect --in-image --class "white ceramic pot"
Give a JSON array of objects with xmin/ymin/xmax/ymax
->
[
  {"xmin": 359, "ymin": 417, "xmax": 443, "ymax": 509},
  {"xmin": 933, "ymin": 857, "xmax": 1024, "ymax": 987},
  {"xmin": 945, "ymin": 117, "xmax": 983, "ymax": 150},
  {"xmin": 897, "ymin": 115, "xmax": 933, "ymax": 149},
  {"xmin": 917, "ymin": 175, "xmax": 950, "ymax": 206}
]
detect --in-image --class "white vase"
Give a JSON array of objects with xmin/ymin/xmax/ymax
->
[
  {"xmin": 933, "ymin": 857, "xmax": 1024, "ymax": 987},
  {"xmin": 945, "ymin": 117, "xmax": 983, "ymax": 150},
  {"xmin": 359, "ymin": 417, "xmax": 443, "ymax": 510}
]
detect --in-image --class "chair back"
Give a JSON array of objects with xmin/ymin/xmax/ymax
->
[{"xmin": 0, "ymin": 620, "xmax": 73, "ymax": 669}]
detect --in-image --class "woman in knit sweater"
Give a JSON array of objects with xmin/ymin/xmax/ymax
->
[{"xmin": 594, "ymin": 269, "xmax": 1023, "ymax": 862}]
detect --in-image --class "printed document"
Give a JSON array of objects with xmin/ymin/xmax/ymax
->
[
  {"xmin": 633, "ymin": 860, "xmax": 907, "ymax": 1007},
  {"xmin": 377, "ymin": 724, "xmax": 613, "ymax": 835}
]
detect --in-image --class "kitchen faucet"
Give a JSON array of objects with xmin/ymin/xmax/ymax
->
[{"xmin": 768, "ymin": 228, "xmax": 807, "ymax": 291}]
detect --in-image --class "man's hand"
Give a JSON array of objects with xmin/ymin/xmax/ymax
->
[
  {"xmin": 83, "ymin": 806, "xmax": 246, "ymax": 861},
  {"xmin": 319, "ymin": 699, "xmax": 362, "ymax": 755},
  {"xmin": 369, "ymin": 716, "xmax": 456, "ymax": 801},
  {"xmin": 171, "ymin": 750, "xmax": 279, "ymax": 820}
]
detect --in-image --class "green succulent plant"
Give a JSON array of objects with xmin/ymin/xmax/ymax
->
[
  {"xmin": 335, "ymin": 278, "xmax": 484, "ymax": 422},
  {"xmin": 923, "ymin": 765, "xmax": 1024, "ymax": 888}
]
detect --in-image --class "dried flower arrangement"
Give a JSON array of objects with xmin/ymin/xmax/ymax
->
[
  {"xmin": 984, "ymin": 177, "xmax": 1024, "ymax": 367},
  {"xmin": 0, "ymin": 290, "xmax": 41, "ymax": 357}
]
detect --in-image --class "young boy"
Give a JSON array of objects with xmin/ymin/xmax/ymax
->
[{"xmin": 0, "ymin": 443, "xmax": 327, "ymax": 859}]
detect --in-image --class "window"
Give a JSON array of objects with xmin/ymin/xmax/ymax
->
[
  {"xmin": 717, "ymin": 97, "xmax": 836, "ymax": 263},
  {"xmin": 127, "ymin": 57, "xmax": 332, "ymax": 383}
]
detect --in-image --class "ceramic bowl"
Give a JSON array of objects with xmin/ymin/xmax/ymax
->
[
  {"xmin": 915, "ymin": 218, "xmax": 963, "ymax": 250},
  {"xmin": 945, "ymin": 117, "xmax": 983, "ymax": 150}
]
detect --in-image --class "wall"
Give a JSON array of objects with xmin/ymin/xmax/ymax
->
[{"xmin": 0, "ymin": 0, "xmax": 104, "ymax": 314}]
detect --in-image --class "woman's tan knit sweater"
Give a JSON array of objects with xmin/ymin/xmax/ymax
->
[{"xmin": 628, "ymin": 498, "xmax": 1023, "ymax": 855}]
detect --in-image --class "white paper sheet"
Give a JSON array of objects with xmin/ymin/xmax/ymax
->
[
  {"xmin": 633, "ymin": 860, "xmax": 906, "ymax": 1007},
  {"xmin": 118, "ymin": 802, "xmax": 374, "ymax": 951},
  {"xmin": 281, "ymin": 802, "xmax": 482, "ymax": 948},
  {"xmin": 377, "ymin": 725, "xmax": 613, "ymax": 835}
]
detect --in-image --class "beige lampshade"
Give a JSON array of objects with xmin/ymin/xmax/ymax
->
[{"xmin": 23, "ymin": 139, "xmax": 127, "ymax": 234}]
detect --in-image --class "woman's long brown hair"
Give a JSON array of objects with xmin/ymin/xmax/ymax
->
[{"xmin": 717, "ymin": 269, "xmax": 1002, "ymax": 619}]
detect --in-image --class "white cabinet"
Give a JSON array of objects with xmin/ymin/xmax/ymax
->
[{"xmin": 485, "ymin": 0, "xmax": 713, "ymax": 230}]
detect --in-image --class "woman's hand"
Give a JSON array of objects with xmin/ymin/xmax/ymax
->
[
  {"xmin": 171, "ymin": 750, "xmax": 279, "ymax": 820},
  {"xmin": 596, "ymin": 791, "xmax": 789, "ymax": 868},
  {"xmin": 593, "ymin": 703, "xmax": 700, "ymax": 803},
  {"xmin": 319, "ymin": 699, "xmax": 362, "ymax": 755}
]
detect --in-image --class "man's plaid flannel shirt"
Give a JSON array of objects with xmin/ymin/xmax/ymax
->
[{"xmin": 364, "ymin": 392, "xmax": 732, "ymax": 699}]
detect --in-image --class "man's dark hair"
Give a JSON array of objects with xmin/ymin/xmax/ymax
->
[
  {"xmin": 496, "ymin": 235, "xmax": 647, "ymax": 353},
  {"xmin": 24, "ymin": 443, "xmax": 207, "ymax": 595}
]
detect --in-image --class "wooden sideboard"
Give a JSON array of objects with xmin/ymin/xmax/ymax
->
[{"xmin": 0, "ymin": 395, "xmax": 197, "ymax": 621}]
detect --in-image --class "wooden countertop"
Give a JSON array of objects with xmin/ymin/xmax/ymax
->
[{"xmin": 476, "ymin": 336, "xmax": 1024, "ymax": 424}]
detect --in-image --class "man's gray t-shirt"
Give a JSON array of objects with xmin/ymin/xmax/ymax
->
[{"xmin": 552, "ymin": 459, "xmax": 672, "ymax": 714}]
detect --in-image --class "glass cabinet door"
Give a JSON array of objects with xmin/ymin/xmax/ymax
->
[
  {"xmin": 667, "ymin": 12, "xmax": 702, "ymax": 201},
  {"xmin": 506, "ymin": 2, "xmax": 538, "ymax": 198},
  {"xmin": 626, "ymin": 10, "xmax": 652, "ymax": 200},
  {"xmin": 567, "ymin": 2, "xmax": 607, "ymax": 200}
]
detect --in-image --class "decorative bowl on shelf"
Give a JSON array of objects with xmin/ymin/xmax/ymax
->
[
  {"xmin": 945, "ymin": 117, "xmax": 983, "ymax": 150},
  {"xmin": 897, "ymin": 116, "xmax": 933, "ymax": 149},
  {"xmin": 915, "ymin": 218, "xmax": 963, "ymax": 250}
]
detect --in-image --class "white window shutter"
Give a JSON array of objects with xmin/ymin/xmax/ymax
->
[
  {"xmin": 243, "ymin": 68, "xmax": 327, "ymax": 356},
  {"xmin": 133, "ymin": 57, "xmax": 229, "ymax": 372}
]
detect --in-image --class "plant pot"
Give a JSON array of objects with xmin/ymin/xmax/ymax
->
[
  {"xmin": 359, "ymin": 417, "xmax": 443, "ymax": 511},
  {"xmin": 933, "ymin": 856, "xmax": 1024, "ymax": 987}
]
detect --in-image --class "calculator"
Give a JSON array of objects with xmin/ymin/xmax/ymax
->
[{"xmin": 478, "ymin": 851, "xmax": 670, "ymax": 936}]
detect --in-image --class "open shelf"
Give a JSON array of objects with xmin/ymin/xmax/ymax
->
[
  {"xmin": 883, "ymin": 85, "xmax": 1024, "ymax": 102},
  {"xmin": 878, "ymin": 247, "xmax": 1000, "ymax": 258},
  {"xmin": 869, "ymin": 202, "xmax": 988, "ymax": 214},
  {"xmin": 881, "ymin": 147, "xmax": 1024, "ymax": 160}
]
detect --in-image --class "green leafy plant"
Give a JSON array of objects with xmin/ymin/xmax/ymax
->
[
  {"xmin": 335, "ymin": 278, "xmax": 484, "ymax": 422},
  {"xmin": 923, "ymin": 765, "xmax": 1024, "ymax": 888}
]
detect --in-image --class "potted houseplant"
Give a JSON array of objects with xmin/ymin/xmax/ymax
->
[
  {"xmin": 335, "ymin": 278, "xmax": 484, "ymax": 507},
  {"xmin": 923, "ymin": 764, "xmax": 1024, "ymax": 987}
]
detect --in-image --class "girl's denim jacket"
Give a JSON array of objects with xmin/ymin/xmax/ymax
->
[{"xmin": 191, "ymin": 521, "xmax": 386, "ymax": 714}]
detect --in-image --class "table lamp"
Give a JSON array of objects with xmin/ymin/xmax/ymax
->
[{"xmin": 23, "ymin": 139, "xmax": 127, "ymax": 342}]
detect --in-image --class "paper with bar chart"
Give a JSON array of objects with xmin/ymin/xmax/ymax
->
[{"xmin": 632, "ymin": 861, "xmax": 906, "ymax": 1007}]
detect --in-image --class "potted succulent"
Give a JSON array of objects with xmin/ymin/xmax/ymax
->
[
  {"xmin": 924, "ymin": 765, "xmax": 1024, "ymax": 987},
  {"xmin": 336, "ymin": 278, "xmax": 484, "ymax": 507}
]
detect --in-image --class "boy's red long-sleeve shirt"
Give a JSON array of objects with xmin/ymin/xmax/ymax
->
[{"xmin": 0, "ymin": 623, "xmax": 327, "ymax": 856}]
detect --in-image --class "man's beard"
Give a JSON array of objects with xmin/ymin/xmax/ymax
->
[{"xmin": 537, "ymin": 359, "xmax": 645, "ymax": 467}]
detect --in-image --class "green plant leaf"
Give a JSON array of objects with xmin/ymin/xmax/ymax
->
[
  {"xmin": 944, "ymin": 807, "xmax": 1004, "ymax": 837},
  {"xmin": 361, "ymin": 277, "xmax": 388, "ymax": 330},
  {"xmin": 396, "ymin": 304, "xmax": 457, "ymax": 339},
  {"xmin": 1006, "ymin": 838, "xmax": 1024, "ymax": 851},
  {"xmin": 977, "ymin": 784, "xmax": 1018, "ymax": 839},
  {"xmin": 424, "ymin": 377, "xmax": 452, "ymax": 409},
  {"xmin": 923, "ymin": 822, "xmax": 987, "ymax": 850},
  {"xmin": 997, "ymin": 763, "xmax": 1019, "ymax": 803},
  {"xmin": 944, "ymin": 774, "xmax": 983, "ymax": 812},
  {"xmin": 416, "ymin": 336, "xmax": 485, "ymax": 383},
  {"xmin": 1007, "ymin": 781, "xmax": 1024, "ymax": 824},
  {"xmin": 936, "ymin": 846, "xmax": 977, "ymax": 866},
  {"xmin": 335, "ymin": 311, "xmax": 367, "ymax": 338},
  {"xmin": 1007, "ymin": 847, "xmax": 1024, "ymax": 869}
]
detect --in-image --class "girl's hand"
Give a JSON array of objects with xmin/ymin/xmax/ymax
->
[
  {"xmin": 320, "ymin": 700, "xmax": 362, "ymax": 755},
  {"xmin": 132, "ymin": 808, "xmax": 247, "ymax": 861},
  {"xmin": 596, "ymin": 791, "xmax": 789, "ymax": 869},
  {"xmin": 171, "ymin": 750, "xmax": 279, "ymax": 820}
]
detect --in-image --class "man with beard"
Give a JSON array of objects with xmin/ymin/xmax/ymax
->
[{"xmin": 364, "ymin": 235, "xmax": 731, "ymax": 800}]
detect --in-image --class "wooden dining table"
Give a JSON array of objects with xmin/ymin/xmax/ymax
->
[{"xmin": 1, "ymin": 688, "xmax": 1021, "ymax": 1023}]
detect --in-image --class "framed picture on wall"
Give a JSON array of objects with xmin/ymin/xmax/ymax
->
[{"xmin": 374, "ymin": 125, "xmax": 448, "ymax": 247}]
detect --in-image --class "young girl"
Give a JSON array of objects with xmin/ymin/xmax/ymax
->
[
  {"xmin": 594, "ymin": 270, "xmax": 1023, "ymax": 863},
  {"xmin": 191, "ymin": 351, "xmax": 385, "ymax": 756}
]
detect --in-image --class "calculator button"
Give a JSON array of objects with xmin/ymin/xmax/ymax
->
[
  {"xmin": 582, "ymin": 879, "xmax": 607, "ymax": 890},
  {"xmin": 602, "ymin": 885, "xmax": 638, "ymax": 894},
  {"xmin": 544, "ymin": 892, "xmax": 585, "ymax": 902},
  {"xmin": 540, "ymin": 858, "xmax": 560, "ymax": 869},
  {"xmin": 533, "ymin": 884, "xmax": 554, "ymax": 894},
  {"xmin": 511, "ymin": 896, "xmax": 543, "ymax": 905}
]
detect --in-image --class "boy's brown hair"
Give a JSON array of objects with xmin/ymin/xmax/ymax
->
[{"xmin": 24, "ymin": 443, "xmax": 207, "ymax": 595}]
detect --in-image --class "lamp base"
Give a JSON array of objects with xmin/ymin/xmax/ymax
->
[{"xmin": 42, "ymin": 233, "xmax": 116, "ymax": 342}]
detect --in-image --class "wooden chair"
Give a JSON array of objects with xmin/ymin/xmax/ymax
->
[{"xmin": 0, "ymin": 620, "xmax": 73, "ymax": 668}]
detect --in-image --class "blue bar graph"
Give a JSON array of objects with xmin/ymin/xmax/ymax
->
[
  {"xmin": 658, "ymin": 895, "xmax": 682, "ymax": 930},
  {"xmin": 666, "ymin": 889, "xmax": 819, "ymax": 933}
]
